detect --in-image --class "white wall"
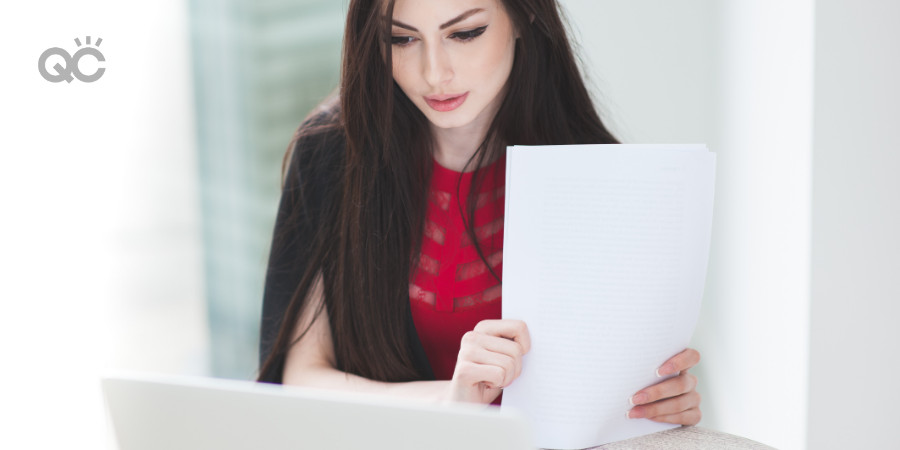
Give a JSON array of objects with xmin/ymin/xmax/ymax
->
[
  {"xmin": 562, "ymin": 1, "xmax": 812, "ymax": 448},
  {"xmin": 0, "ymin": 1, "xmax": 206, "ymax": 449},
  {"xmin": 560, "ymin": 0, "xmax": 720, "ymax": 145},
  {"xmin": 808, "ymin": 0, "xmax": 900, "ymax": 448},
  {"xmin": 708, "ymin": 2, "xmax": 813, "ymax": 449}
]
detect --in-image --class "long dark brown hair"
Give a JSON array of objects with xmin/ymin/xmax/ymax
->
[{"xmin": 257, "ymin": 0, "xmax": 618, "ymax": 383}]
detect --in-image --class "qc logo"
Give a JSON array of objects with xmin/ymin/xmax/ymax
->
[{"xmin": 39, "ymin": 36, "xmax": 105, "ymax": 83}]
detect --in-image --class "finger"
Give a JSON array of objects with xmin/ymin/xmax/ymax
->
[
  {"xmin": 473, "ymin": 319, "xmax": 531, "ymax": 354},
  {"xmin": 631, "ymin": 372, "xmax": 697, "ymax": 405},
  {"xmin": 455, "ymin": 360, "xmax": 505, "ymax": 389},
  {"xmin": 463, "ymin": 331, "xmax": 526, "ymax": 359},
  {"xmin": 657, "ymin": 348, "xmax": 701, "ymax": 377},
  {"xmin": 458, "ymin": 346, "xmax": 518, "ymax": 387},
  {"xmin": 462, "ymin": 331, "xmax": 525, "ymax": 378},
  {"xmin": 649, "ymin": 407, "xmax": 702, "ymax": 426},
  {"xmin": 628, "ymin": 391, "xmax": 701, "ymax": 420}
]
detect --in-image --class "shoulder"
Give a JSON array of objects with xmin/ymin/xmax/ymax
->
[{"xmin": 284, "ymin": 103, "xmax": 346, "ymax": 189}]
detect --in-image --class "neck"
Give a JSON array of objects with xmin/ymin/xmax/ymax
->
[{"xmin": 430, "ymin": 122, "xmax": 490, "ymax": 173}]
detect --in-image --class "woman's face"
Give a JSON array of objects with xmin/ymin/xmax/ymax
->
[{"xmin": 389, "ymin": 0, "xmax": 518, "ymax": 131}]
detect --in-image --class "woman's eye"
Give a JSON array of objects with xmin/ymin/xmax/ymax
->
[
  {"xmin": 391, "ymin": 36, "xmax": 415, "ymax": 47},
  {"xmin": 391, "ymin": 26, "xmax": 487, "ymax": 47},
  {"xmin": 451, "ymin": 26, "xmax": 488, "ymax": 42}
]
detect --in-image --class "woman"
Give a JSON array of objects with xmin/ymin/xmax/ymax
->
[{"xmin": 258, "ymin": 0, "xmax": 702, "ymax": 425}]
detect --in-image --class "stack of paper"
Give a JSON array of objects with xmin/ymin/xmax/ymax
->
[{"xmin": 500, "ymin": 144, "xmax": 716, "ymax": 449}]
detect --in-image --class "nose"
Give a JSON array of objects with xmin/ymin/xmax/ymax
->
[{"xmin": 422, "ymin": 41, "xmax": 453, "ymax": 88}]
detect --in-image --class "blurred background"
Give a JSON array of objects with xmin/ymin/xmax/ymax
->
[{"xmin": 1, "ymin": 0, "xmax": 897, "ymax": 449}]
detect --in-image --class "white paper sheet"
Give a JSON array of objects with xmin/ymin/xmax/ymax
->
[{"xmin": 500, "ymin": 144, "xmax": 716, "ymax": 449}]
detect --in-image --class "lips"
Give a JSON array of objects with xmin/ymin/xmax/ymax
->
[{"xmin": 424, "ymin": 92, "xmax": 469, "ymax": 112}]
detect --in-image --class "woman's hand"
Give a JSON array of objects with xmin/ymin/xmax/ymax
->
[
  {"xmin": 627, "ymin": 348, "xmax": 702, "ymax": 426},
  {"xmin": 447, "ymin": 319, "xmax": 531, "ymax": 404}
]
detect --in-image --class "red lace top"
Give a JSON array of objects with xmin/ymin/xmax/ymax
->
[{"xmin": 409, "ymin": 155, "xmax": 506, "ymax": 406}]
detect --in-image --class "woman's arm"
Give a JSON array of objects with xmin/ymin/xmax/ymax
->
[
  {"xmin": 258, "ymin": 120, "xmax": 452, "ymax": 398},
  {"xmin": 282, "ymin": 272, "xmax": 451, "ymax": 402},
  {"xmin": 283, "ymin": 272, "xmax": 531, "ymax": 405}
]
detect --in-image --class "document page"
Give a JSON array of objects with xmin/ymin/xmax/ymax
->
[{"xmin": 500, "ymin": 144, "xmax": 716, "ymax": 449}]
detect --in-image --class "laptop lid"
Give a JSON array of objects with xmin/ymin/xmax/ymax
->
[{"xmin": 101, "ymin": 373, "xmax": 533, "ymax": 450}]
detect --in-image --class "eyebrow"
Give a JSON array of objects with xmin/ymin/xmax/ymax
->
[{"xmin": 392, "ymin": 8, "xmax": 486, "ymax": 32}]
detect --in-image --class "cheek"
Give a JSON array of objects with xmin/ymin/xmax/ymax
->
[
  {"xmin": 392, "ymin": 54, "xmax": 417, "ymax": 94},
  {"xmin": 391, "ymin": 55, "xmax": 403, "ymax": 85},
  {"xmin": 467, "ymin": 37, "xmax": 515, "ymax": 84}
]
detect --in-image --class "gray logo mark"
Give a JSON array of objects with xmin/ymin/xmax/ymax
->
[{"xmin": 39, "ymin": 36, "xmax": 106, "ymax": 83}]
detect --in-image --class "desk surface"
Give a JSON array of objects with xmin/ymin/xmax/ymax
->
[{"xmin": 585, "ymin": 426, "xmax": 775, "ymax": 450}]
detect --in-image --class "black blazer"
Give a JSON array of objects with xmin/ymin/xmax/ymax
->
[{"xmin": 257, "ymin": 116, "xmax": 435, "ymax": 383}]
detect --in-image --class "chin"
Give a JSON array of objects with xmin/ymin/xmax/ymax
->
[
  {"xmin": 420, "ymin": 106, "xmax": 480, "ymax": 130},
  {"xmin": 426, "ymin": 115, "xmax": 473, "ymax": 129}
]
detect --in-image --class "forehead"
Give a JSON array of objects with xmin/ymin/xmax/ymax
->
[{"xmin": 389, "ymin": 0, "xmax": 500, "ymax": 24}]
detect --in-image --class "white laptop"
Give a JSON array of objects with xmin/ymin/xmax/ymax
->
[{"xmin": 101, "ymin": 373, "xmax": 534, "ymax": 450}]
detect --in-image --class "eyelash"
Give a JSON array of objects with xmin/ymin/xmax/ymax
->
[{"xmin": 391, "ymin": 26, "xmax": 488, "ymax": 47}]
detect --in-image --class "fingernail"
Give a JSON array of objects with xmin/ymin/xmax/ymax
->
[
  {"xmin": 627, "ymin": 408, "xmax": 643, "ymax": 419},
  {"xmin": 625, "ymin": 410, "xmax": 632, "ymax": 419},
  {"xmin": 630, "ymin": 393, "xmax": 648, "ymax": 405},
  {"xmin": 656, "ymin": 363, "xmax": 675, "ymax": 377}
]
